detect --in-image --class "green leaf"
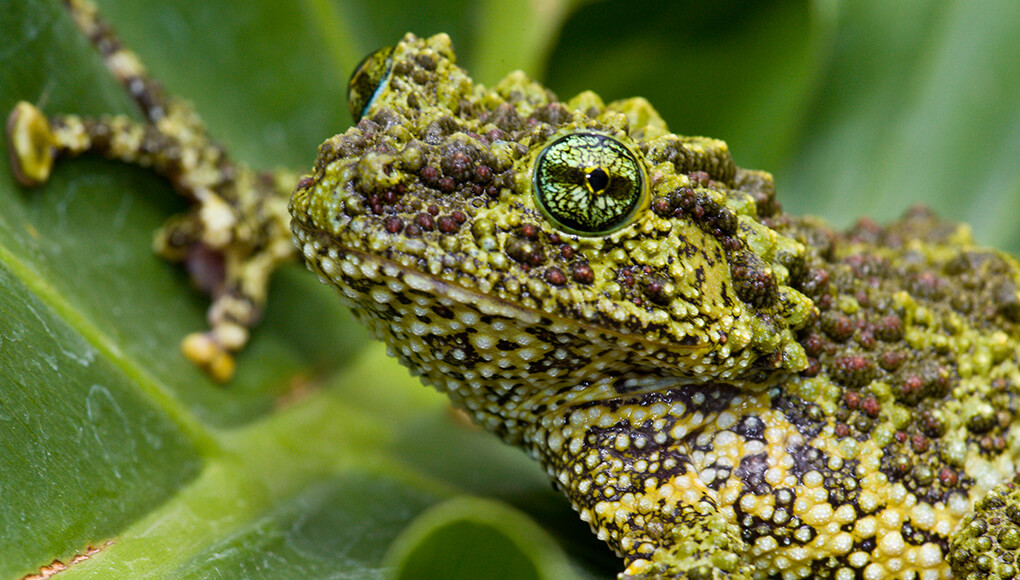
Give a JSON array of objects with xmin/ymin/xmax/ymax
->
[
  {"xmin": 0, "ymin": 259, "xmax": 201, "ymax": 579},
  {"xmin": 384, "ymin": 498, "xmax": 582, "ymax": 580},
  {"xmin": 2, "ymin": 0, "xmax": 1019, "ymax": 578},
  {"xmin": 780, "ymin": 0, "xmax": 1020, "ymax": 253}
]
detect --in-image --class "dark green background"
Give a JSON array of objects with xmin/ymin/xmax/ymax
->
[{"xmin": 0, "ymin": 0, "xmax": 1017, "ymax": 577}]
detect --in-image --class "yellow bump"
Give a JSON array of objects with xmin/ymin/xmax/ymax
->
[
  {"xmin": 739, "ymin": 493, "xmax": 758, "ymax": 511},
  {"xmin": 878, "ymin": 530, "xmax": 905, "ymax": 556},
  {"xmin": 805, "ymin": 503, "xmax": 834, "ymax": 526},
  {"xmin": 854, "ymin": 516, "xmax": 877, "ymax": 538},
  {"xmin": 754, "ymin": 535, "xmax": 778, "ymax": 554},
  {"xmin": 835, "ymin": 568, "xmax": 855, "ymax": 580},
  {"xmin": 879, "ymin": 507, "xmax": 903, "ymax": 530},
  {"xmin": 614, "ymin": 433, "xmax": 630, "ymax": 451},
  {"xmin": 213, "ymin": 322, "xmax": 249, "ymax": 351},
  {"xmin": 863, "ymin": 562, "xmax": 885, "ymax": 580},
  {"xmin": 765, "ymin": 467, "xmax": 785, "ymax": 486},
  {"xmin": 785, "ymin": 546, "xmax": 808, "ymax": 563},
  {"xmin": 834, "ymin": 504, "xmax": 856, "ymax": 525},
  {"xmin": 858, "ymin": 490, "xmax": 880, "ymax": 513},
  {"xmin": 848, "ymin": 551, "xmax": 870, "ymax": 568},
  {"xmin": 773, "ymin": 554, "xmax": 791, "ymax": 571},
  {"xmin": 916, "ymin": 542, "xmax": 942, "ymax": 567},
  {"xmin": 830, "ymin": 531, "xmax": 854, "ymax": 555},
  {"xmin": 802, "ymin": 469, "xmax": 823, "ymax": 487}
]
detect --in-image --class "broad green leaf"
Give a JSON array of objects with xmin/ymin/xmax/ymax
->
[
  {"xmin": 781, "ymin": 0, "xmax": 1020, "ymax": 253},
  {"xmin": 2, "ymin": 0, "xmax": 1019, "ymax": 578},
  {"xmin": 0, "ymin": 259, "xmax": 201, "ymax": 579}
]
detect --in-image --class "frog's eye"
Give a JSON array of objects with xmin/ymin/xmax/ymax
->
[
  {"xmin": 532, "ymin": 132, "xmax": 647, "ymax": 236},
  {"xmin": 347, "ymin": 46, "xmax": 394, "ymax": 123}
]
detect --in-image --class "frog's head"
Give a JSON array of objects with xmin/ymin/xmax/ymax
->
[{"xmin": 291, "ymin": 34, "xmax": 815, "ymax": 438}]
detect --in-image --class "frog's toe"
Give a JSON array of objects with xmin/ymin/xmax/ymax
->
[
  {"xmin": 6, "ymin": 101, "xmax": 57, "ymax": 187},
  {"xmin": 181, "ymin": 331, "xmax": 237, "ymax": 383},
  {"xmin": 948, "ymin": 475, "xmax": 1020, "ymax": 579}
]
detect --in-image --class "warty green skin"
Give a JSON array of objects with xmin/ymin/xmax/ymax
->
[
  {"xmin": 292, "ymin": 34, "xmax": 1020, "ymax": 579},
  {"xmin": 9, "ymin": 11, "xmax": 1020, "ymax": 578}
]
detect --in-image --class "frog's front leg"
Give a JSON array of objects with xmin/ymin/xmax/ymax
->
[
  {"xmin": 6, "ymin": 0, "xmax": 296, "ymax": 381},
  {"xmin": 529, "ymin": 385, "xmax": 752, "ymax": 579},
  {"xmin": 7, "ymin": 101, "xmax": 294, "ymax": 380}
]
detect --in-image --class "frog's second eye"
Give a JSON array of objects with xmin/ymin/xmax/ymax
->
[
  {"xmin": 533, "ymin": 132, "xmax": 647, "ymax": 235},
  {"xmin": 347, "ymin": 46, "xmax": 394, "ymax": 123}
]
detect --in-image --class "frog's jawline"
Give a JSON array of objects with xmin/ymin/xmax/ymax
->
[{"xmin": 322, "ymin": 237, "xmax": 709, "ymax": 356}]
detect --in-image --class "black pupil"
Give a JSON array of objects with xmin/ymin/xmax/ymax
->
[{"xmin": 585, "ymin": 168, "xmax": 610, "ymax": 193}]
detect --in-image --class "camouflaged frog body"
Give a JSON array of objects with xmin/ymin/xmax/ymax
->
[
  {"xmin": 10, "ymin": 10, "xmax": 1020, "ymax": 578},
  {"xmin": 291, "ymin": 34, "xmax": 1020, "ymax": 579}
]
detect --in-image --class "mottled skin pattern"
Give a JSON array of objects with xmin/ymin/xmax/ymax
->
[
  {"xmin": 288, "ymin": 34, "xmax": 1020, "ymax": 580},
  {"xmin": 8, "ymin": 6, "xmax": 1020, "ymax": 578}
]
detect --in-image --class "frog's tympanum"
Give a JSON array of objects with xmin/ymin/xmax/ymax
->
[{"xmin": 10, "ymin": 4, "xmax": 1020, "ymax": 577}]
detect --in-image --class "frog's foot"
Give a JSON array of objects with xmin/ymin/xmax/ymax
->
[
  {"xmin": 948, "ymin": 474, "xmax": 1020, "ymax": 579},
  {"xmin": 5, "ymin": 0, "xmax": 299, "ymax": 381},
  {"xmin": 157, "ymin": 191, "xmax": 296, "ymax": 381},
  {"xmin": 181, "ymin": 332, "xmax": 238, "ymax": 384},
  {"xmin": 7, "ymin": 99, "xmax": 296, "ymax": 381}
]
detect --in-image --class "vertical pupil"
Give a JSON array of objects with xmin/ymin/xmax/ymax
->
[{"xmin": 585, "ymin": 168, "xmax": 610, "ymax": 193}]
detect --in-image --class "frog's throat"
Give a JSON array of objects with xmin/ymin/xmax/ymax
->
[{"xmin": 297, "ymin": 229, "xmax": 710, "ymax": 357}]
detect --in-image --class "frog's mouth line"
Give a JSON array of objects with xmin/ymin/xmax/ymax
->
[{"xmin": 308, "ymin": 230, "xmax": 709, "ymax": 358}]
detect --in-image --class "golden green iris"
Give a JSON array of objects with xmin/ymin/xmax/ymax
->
[
  {"xmin": 347, "ymin": 46, "xmax": 394, "ymax": 123},
  {"xmin": 532, "ymin": 132, "xmax": 648, "ymax": 235}
]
